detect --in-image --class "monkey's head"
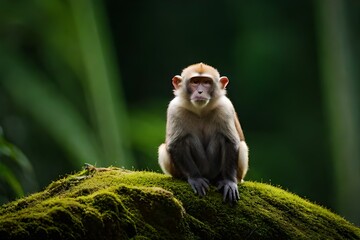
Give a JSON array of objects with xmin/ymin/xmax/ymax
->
[{"xmin": 172, "ymin": 63, "xmax": 229, "ymax": 108}]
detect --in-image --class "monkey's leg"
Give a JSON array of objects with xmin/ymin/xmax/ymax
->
[
  {"xmin": 237, "ymin": 141, "xmax": 249, "ymax": 182},
  {"xmin": 158, "ymin": 143, "xmax": 180, "ymax": 177},
  {"xmin": 158, "ymin": 143, "xmax": 171, "ymax": 174},
  {"xmin": 168, "ymin": 136, "xmax": 210, "ymax": 196},
  {"xmin": 216, "ymin": 137, "xmax": 241, "ymax": 204}
]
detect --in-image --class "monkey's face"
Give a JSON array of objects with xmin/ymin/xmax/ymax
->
[
  {"xmin": 171, "ymin": 63, "xmax": 228, "ymax": 109},
  {"xmin": 187, "ymin": 77, "xmax": 214, "ymax": 108}
]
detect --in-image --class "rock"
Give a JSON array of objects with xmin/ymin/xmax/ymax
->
[{"xmin": 0, "ymin": 168, "xmax": 359, "ymax": 239}]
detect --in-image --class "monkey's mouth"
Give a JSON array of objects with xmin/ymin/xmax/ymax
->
[
  {"xmin": 191, "ymin": 96, "xmax": 209, "ymax": 102},
  {"xmin": 191, "ymin": 97, "xmax": 209, "ymax": 107}
]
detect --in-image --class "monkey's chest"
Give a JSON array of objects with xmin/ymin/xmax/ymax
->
[
  {"xmin": 197, "ymin": 127, "xmax": 215, "ymax": 146},
  {"xmin": 198, "ymin": 125, "xmax": 223, "ymax": 179},
  {"xmin": 190, "ymin": 116, "xmax": 224, "ymax": 143},
  {"xmin": 186, "ymin": 117, "xmax": 227, "ymax": 179}
]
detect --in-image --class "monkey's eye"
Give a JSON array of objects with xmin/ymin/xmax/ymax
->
[
  {"xmin": 190, "ymin": 79, "xmax": 200, "ymax": 85},
  {"xmin": 203, "ymin": 80, "xmax": 212, "ymax": 85}
]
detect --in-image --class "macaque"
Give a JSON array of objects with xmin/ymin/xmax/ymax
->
[{"xmin": 158, "ymin": 63, "xmax": 249, "ymax": 203}]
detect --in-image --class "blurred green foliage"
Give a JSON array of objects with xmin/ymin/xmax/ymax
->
[
  {"xmin": 0, "ymin": 0, "xmax": 359, "ymax": 224},
  {"xmin": 0, "ymin": 127, "xmax": 37, "ymax": 202}
]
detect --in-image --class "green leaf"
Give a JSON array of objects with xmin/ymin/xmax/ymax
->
[{"xmin": 0, "ymin": 163, "xmax": 24, "ymax": 198}]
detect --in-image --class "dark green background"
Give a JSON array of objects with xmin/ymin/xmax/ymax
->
[{"xmin": 0, "ymin": 0, "xmax": 359, "ymax": 225}]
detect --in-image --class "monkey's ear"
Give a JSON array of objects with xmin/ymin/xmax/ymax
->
[
  {"xmin": 219, "ymin": 76, "xmax": 229, "ymax": 89},
  {"xmin": 172, "ymin": 75, "xmax": 182, "ymax": 89}
]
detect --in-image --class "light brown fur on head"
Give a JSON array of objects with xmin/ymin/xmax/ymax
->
[{"xmin": 181, "ymin": 62, "xmax": 221, "ymax": 80}]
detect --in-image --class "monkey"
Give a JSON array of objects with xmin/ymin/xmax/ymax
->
[{"xmin": 158, "ymin": 63, "xmax": 249, "ymax": 203}]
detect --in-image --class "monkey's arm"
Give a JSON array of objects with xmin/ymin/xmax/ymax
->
[
  {"xmin": 168, "ymin": 135, "xmax": 210, "ymax": 196},
  {"xmin": 217, "ymin": 136, "xmax": 240, "ymax": 204}
]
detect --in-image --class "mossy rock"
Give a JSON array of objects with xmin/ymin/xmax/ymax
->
[{"xmin": 0, "ymin": 168, "xmax": 359, "ymax": 240}]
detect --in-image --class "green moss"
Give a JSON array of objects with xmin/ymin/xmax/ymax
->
[{"xmin": 0, "ymin": 169, "xmax": 359, "ymax": 240}]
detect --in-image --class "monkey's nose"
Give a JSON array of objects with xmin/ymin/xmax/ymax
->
[{"xmin": 198, "ymin": 90, "xmax": 203, "ymax": 94}]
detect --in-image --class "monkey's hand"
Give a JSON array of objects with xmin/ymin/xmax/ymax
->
[
  {"xmin": 187, "ymin": 177, "xmax": 210, "ymax": 196},
  {"xmin": 217, "ymin": 180, "xmax": 240, "ymax": 204}
]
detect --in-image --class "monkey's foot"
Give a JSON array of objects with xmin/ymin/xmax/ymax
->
[
  {"xmin": 216, "ymin": 180, "xmax": 240, "ymax": 204},
  {"xmin": 187, "ymin": 177, "xmax": 210, "ymax": 196}
]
